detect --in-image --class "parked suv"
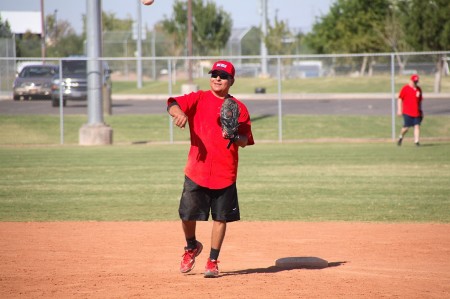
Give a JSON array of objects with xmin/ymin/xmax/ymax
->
[{"xmin": 51, "ymin": 58, "xmax": 112, "ymax": 107}]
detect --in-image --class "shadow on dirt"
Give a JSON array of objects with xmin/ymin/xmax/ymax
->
[{"xmin": 221, "ymin": 258, "xmax": 347, "ymax": 276}]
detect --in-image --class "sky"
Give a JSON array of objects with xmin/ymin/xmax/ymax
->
[{"xmin": 0, "ymin": 0, "xmax": 334, "ymax": 34}]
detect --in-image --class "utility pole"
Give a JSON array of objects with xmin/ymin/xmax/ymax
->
[
  {"xmin": 187, "ymin": 0, "xmax": 193, "ymax": 83},
  {"xmin": 79, "ymin": 0, "xmax": 113, "ymax": 145},
  {"xmin": 136, "ymin": 0, "xmax": 143, "ymax": 89},
  {"xmin": 260, "ymin": 0, "xmax": 269, "ymax": 77},
  {"xmin": 53, "ymin": 9, "xmax": 58, "ymax": 40},
  {"xmin": 40, "ymin": 0, "xmax": 46, "ymax": 62},
  {"xmin": 181, "ymin": 0, "xmax": 198, "ymax": 94}
]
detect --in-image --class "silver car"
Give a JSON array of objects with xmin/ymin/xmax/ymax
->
[{"xmin": 13, "ymin": 64, "xmax": 59, "ymax": 101}]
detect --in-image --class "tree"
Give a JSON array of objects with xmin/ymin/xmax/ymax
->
[
  {"xmin": 102, "ymin": 12, "xmax": 133, "ymax": 32},
  {"xmin": 241, "ymin": 27, "xmax": 261, "ymax": 56},
  {"xmin": 82, "ymin": 11, "xmax": 133, "ymax": 33},
  {"xmin": 265, "ymin": 17, "xmax": 296, "ymax": 55},
  {"xmin": 45, "ymin": 14, "xmax": 84, "ymax": 57},
  {"xmin": 15, "ymin": 31, "xmax": 41, "ymax": 57},
  {"xmin": 306, "ymin": 0, "xmax": 391, "ymax": 53},
  {"xmin": 162, "ymin": 0, "xmax": 232, "ymax": 56},
  {"xmin": 83, "ymin": 11, "xmax": 133, "ymax": 36},
  {"xmin": 398, "ymin": 0, "xmax": 450, "ymax": 92},
  {"xmin": 46, "ymin": 33, "xmax": 84, "ymax": 57},
  {"xmin": 0, "ymin": 15, "xmax": 13, "ymax": 38},
  {"xmin": 304, "ymin": 0, "xmax": 392, "ymax": 75},
  {"xmin": 374, "ymin": 3, "xmax": 412, "ymax": 75},
  {"xmin": 45, "ymin": 15, "xmax": 77, "ymax": 45},
  {"xmin": 80, "ymin": 11, "xmax": 134, "ymax": 60}
]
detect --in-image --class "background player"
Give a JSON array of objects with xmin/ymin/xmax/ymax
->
[{"xmin": 397, "ymin": 74, "xmax": 423, "ymax": 146}]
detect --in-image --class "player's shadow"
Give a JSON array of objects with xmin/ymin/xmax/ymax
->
[
  {"xmin": 220, "ymin": 258, "xmax": 347, "ymax": 277},
  {"xmin": 416, "ymin": 143, "xmax": 439, "ymax": 147},
  {"xmin": 251, "ymin": 114, "xmax": 274, "ymax": 122}
]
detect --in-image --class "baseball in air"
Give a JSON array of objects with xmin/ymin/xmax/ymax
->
[{"xmin": 141, "ymin": 0, "xmax": 155, "ymax": 5}]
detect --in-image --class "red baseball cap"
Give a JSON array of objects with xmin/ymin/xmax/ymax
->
[
  {"xmin": 411, "ymin": 74, "xmax": 419, "ymax": 82},
  {"xmin": 209, "ymin": 60, "xmax": 235, "ymax": 78}
]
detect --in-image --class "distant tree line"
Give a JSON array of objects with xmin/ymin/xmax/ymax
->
[
  {"xmin": 1, "ymin": 0, "xmax": 448, "ymax": 89},
  {"xmin": 304, "ymin": 0, "xmax": 449, "ymax": 91},
  {"xmin": 2, "ymin": 0, "xmax": 448, "ymax": 58}
]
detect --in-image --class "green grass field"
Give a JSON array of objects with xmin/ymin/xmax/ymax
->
[
  {"xmin": 1, "ymin": 142, "xmax": 449, "ymax": 222},
  {"xmin": 1, "ymin": 114, "xmax": 449, "ymax": 145}
]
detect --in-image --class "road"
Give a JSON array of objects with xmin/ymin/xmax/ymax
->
[{"xmin": 0, "ymin": 97, "xmax": 449, "ymax": 116}]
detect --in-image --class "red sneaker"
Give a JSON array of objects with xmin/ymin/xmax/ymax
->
[
  {"xmin": 204, "ymin": 258, "xmax": 220, "ymax": 278},
  {"xmin": 180, "ymin": 241, "xmax": 203, "ymax": 273}
]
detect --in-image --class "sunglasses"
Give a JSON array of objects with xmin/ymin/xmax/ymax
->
[{"xmin": 211, "ymin": 72, "xmax": 231, "ymax": 80}]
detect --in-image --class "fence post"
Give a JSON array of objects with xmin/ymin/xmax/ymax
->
[
  {"xmin": 168, "ymin": 58, "xmax": 173, "ymax": 143},
  {"xmin": 136, "ymin": 0, "xmax": 143, "ymax": 89},
  {"xmin": 58, "ymin": 59, "xmax": 64, "ymax": 145},
  {"xmin": 390, "ymin": 53, "xmax": 396, "ymax": 140},
  {"xmin": 277, "ymin": 56, "xmax": 283, "ymax": 143}
]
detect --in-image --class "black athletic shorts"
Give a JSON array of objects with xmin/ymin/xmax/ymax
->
[
  {"xmin": 403, "ymin": 114, "xmax": 423, "ymax": 127},
  {"xmin": 178, "ymin": 176, "xmax": 240, "ymax": 222}
]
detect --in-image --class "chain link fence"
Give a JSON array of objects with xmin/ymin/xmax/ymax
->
[
  {"xmin": 0, "ymin": 37, "xmax": 16, "ymax": 96},
  {"xmin": 0, "ymin": 52, "xmax": 449, "ymax": 145}
]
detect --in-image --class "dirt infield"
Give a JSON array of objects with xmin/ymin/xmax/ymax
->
[{"xmin": 1, "ymin": 222, "xmax": 449, "ymax": 298}]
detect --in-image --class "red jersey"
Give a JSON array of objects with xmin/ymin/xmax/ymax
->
[
  {"xmin": 398, "ymin": 84, "xmax": 423, "ymax": 117},
  {"xmin": 168, "ymin": 90, "xmax": 254, "ymax": 189}
]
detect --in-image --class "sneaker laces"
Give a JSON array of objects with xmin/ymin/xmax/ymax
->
[
  {"xmin": 182, "ymin": 249, "xmax": 195, "ymax": 262},
  {"xmin": 207, "ymin": 259, "xmax": 220, "ymax": 269}
]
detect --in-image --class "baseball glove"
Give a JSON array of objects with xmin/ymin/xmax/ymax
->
[{"xmin": 220, "ymin": 97, "xmax": 240, "ymax": 149}]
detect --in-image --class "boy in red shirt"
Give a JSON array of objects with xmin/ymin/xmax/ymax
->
[
  {"xmin": 167, "ymin": 60, "xmax": 254, "ymax": 278},
  {"xmin": 397, "ymin": 74, "xmax": 423, "ymax": 146}
]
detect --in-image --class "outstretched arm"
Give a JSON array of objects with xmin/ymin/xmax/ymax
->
[{"xmin": 168, "ymin": 103, "xmax": 188, "ymax": 129}]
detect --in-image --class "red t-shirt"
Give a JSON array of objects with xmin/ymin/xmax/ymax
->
[
  {"xmin": 399, "ymin": 84, "xmax": 423, "ymax": 117},
  {"xmin": 168, "ymin": 90, "xmax": 254, "ymax": 189}
]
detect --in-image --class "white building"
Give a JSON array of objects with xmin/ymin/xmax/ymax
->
[{"xmin": 0, "ymin": 11, "xmax": 42, "ymax": 35}]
